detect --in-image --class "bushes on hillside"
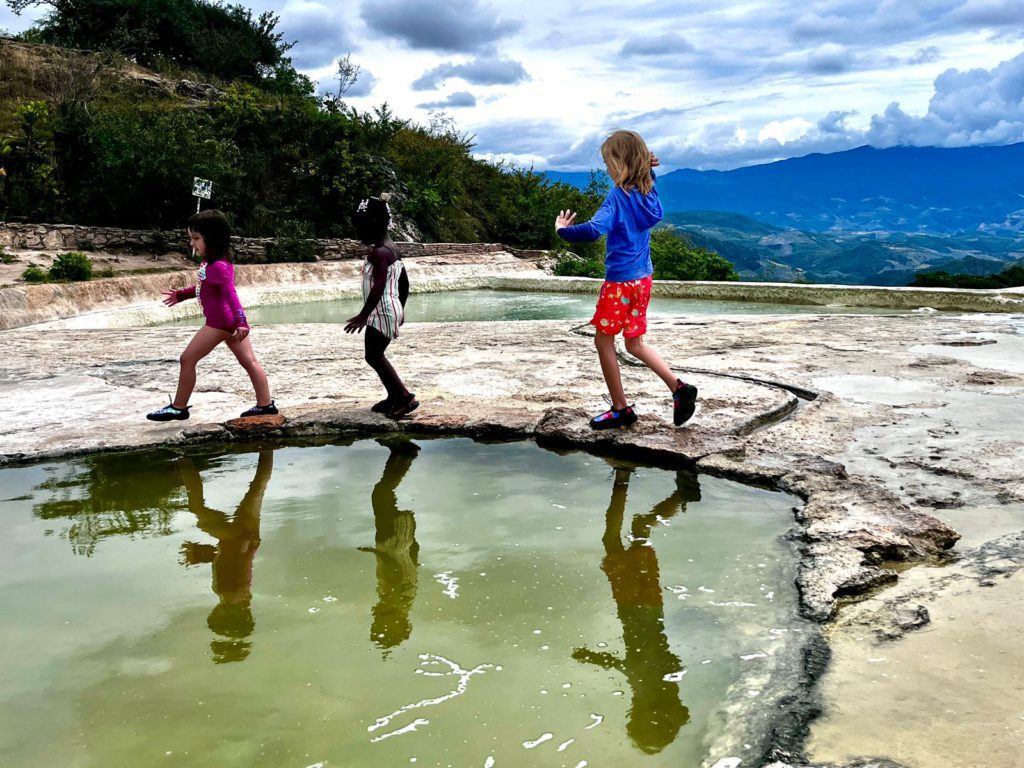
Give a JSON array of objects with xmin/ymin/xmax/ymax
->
[
  {"xmin": 2, "ymin": 88, "xmax": 606, "ymax": 249},
  {"xmin": 553, "ymin": 247, "xmax": 605, "ymax": 278},
  {"xmin": 651, "ymin": 229, "xmax": 739, "ymax": 281},
  {"xmin": 21, "ymin": 264, "xmax": 47, "ymax": 282},
  {"xmin": 1, "ymin": 12, "xmax": 606, "ymax": 250},
  {"xmin": 19, "ymin": 252, "xmax": 93, "ymax": 282},
  {"xmin": 554, "ymin": 228, "xmax": 739, "ymax": 281},
  {"xmin": 911, "ymin": 264, "xmax": 1024, "ymax": 289},
  {"xmin": 10, "ymin": 0, "xmax": 292, "ymax": 86},
  {"xmin": 49, "ymin": 251, "xmax": 92, "ymax": 280}
]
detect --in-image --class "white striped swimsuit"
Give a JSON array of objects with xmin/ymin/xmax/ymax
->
[{"xmin": 362, "ymin": 256, "xmax": 405, "ymax": 339}]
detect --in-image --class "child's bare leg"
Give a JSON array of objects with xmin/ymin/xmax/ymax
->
[
  {"xmin": 623, "ymin": 335, "xmax": 679, "ymax": 390},
  {"xmin": 595, "ymin": 332, "xmax": 629, "ymax": 410},
  {"xmin": 226, "ymin": 335, "xmax": 272, "ymax": 406},
  {"xmin": 365, "ymin": 327, "xmax": 410, "ymax": 399},
  {"xmin": 174, "ymin": 326, "xmax": 232, "ymax": 407}
]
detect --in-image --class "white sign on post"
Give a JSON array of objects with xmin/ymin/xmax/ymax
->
[
  {"xmin": 190, "ymin": 177, "xmax": 215, "ymax": 258},
  {"xmin": 192, "ymin": 177, "xmax": 213, "ymax": 199},
  {"xmin": 192, "ymin": 177, "xmax": 213, "ymax": 214}
]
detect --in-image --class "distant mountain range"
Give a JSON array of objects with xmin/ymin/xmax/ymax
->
[
  {"xmin": 544, "ymin": 144, "xmax": 1024, "ymax": 284},
  {"xmin": 663, "ymin": 210, "xmax": 1024, "ymax": 285},
  {"xmin": 546, "ymin": 143, "xmax": 1024, "ymax": 234}
]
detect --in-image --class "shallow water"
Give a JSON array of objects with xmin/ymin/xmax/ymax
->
[
  {"xmin": 161, "ymin": 289, "xmax": 909, "ymax": 327},
  {"xmin": 0, "ymin": 439, "xmax": 804, "ymax": 768},
  {"xmin": 810, "ymin": 568, "xmax": 1024, "ymax": 768}
]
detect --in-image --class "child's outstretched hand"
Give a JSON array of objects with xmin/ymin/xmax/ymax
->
[
  {"xmin": 344, "ymin": 314, "xmax": 367, "ymax": 334},
  {"xmin": 555, "ymin": 210, "xmax": 577, "ymax": 231},
  {"xmin": 650, "ymin": 151, "xmax": 660, "ymax": 168},
  {"xmin": 162, "ymin": 290, "xmax": 179, "ymax": 307}
]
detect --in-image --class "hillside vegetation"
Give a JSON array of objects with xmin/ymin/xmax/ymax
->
[
  {"xmin": 0, "ymin": 0, "xmax": 607, "ymax": 251},
  {"xmin": 912, "ymin": 262, "xmax": 1024, "ymax": 289}
]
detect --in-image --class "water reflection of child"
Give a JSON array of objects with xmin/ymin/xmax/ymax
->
[
  {"xmin": 359, "ymin": 439, "xmax": 422, "ymax": 654},
  {"xmin": 178, "ymin": 449, "xmax": 273, "ymax": 664},
  {"xmin": 573, "ymin": 462, "xmax": 700, "ymax": 754}
]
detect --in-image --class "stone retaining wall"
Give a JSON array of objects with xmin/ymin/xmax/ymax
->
[{"xmin": 0, "ymin": 222, "xmax": 505, "ymax": 262}]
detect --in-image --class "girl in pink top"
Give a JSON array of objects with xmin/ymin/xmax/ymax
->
[{"xmin": 147, "ymin": 209, "xmax": 276, "ymax": 421}]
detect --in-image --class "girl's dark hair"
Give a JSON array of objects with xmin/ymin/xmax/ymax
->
[
  {"xmin": 352, "ymin": 196, "xmax": 392, "ymax": 245},
  {"xmin": 187, "ymin": 209, "xmax": 232, "ymax": 262}
]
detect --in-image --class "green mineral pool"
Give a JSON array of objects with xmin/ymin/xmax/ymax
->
[
  {"xmin": 0, "ymin": 438, "xmax": 807, "ymax": 767},
  {"xmin": 160, "ymin": 289, "xmax": 910, "ymax": 326}
]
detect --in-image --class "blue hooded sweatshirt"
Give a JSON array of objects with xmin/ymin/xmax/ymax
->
[{"xmin": 556, "ymin": 171, "xmax": 663, "ymax": 282}]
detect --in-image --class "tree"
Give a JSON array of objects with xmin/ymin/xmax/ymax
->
[
  {"xmin": 335, "ymin": 53, "xmax": 360, "ymax": 98},
  {"xmin": 650, "ymin": 228, "xmax": 739, "ymax": 281},
  {"xmin": 1, "ymin": 100, "xmax": 60, "ymax": 218},
  {"xmin": 6, "ymin": 0, "xmax": 294, "ymax": 84},
  {"xmin": 911, "ymin": 264, "xmax": 1024, "ymax": 289}
]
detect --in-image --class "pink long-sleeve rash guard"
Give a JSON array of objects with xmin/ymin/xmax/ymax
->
[{"xmin": 176, "ymin": 260, "xmax": 247, "ymax": 332}]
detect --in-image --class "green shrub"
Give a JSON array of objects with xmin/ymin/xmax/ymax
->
[
  {"xmin": 96, "ymin": 266, "xmax": 116, "ymax": 278},
  {"xmin": 553, "ymin": 249, "xmax": 605, "ymax": 278},
  {"xmin": 49, "ymin": 252, "xmax": 94, "ymax": 281},
  {"xmin": 264, "ymin": 220, "xmax": 318, "ymax": 263},
  {"xmin": 911, "ymin": 264, "xmax": 1024, "ymax": 289},
  {"xmin": 650, "ymin": 229, "xmax": 739, "ymax": 281},
  {"xmin": 0, "ymin": 248, "xmax": 16, "ymax": 265},
  {"xmin": 22, "ymin": 265, "xmax": 48, "ymax": 283}
]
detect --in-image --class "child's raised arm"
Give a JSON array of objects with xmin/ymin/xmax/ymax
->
[{"xmin": 555, "ymin": 194, "xmax": 617, "ymax": 243}]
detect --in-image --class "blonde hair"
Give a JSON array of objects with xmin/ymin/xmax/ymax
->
[{"xmin": 601, "ymin": 130, "xmax": 653, "ymax": 195}]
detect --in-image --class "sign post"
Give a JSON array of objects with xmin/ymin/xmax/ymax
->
[
  {"xmin": 190, "ymin": 177, "xmax": 214, "ymax": 259},
  {"xmin": 192, "ymin": 177, "xmax": 213, "ymax": 213}
]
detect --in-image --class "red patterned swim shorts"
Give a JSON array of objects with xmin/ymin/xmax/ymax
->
[{"xmin": 590, "ymin": 275, "xmax": 653, "ymax": 338}]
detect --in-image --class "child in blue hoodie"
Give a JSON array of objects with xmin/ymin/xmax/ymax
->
[{"xmin": 556, "ymin": 130, "xmax": 698, "ymax": 430}]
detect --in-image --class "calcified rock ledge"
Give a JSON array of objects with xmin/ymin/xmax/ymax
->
[
  {"xmin": 4, "ymin": 258, "xmax": 1022, "ymax": 768},
  {"xmin": 0, "ymin": 326, "xmax": 961, "ymax": 626},
  {"xmin": 0, "ymin": 250, "xmax": 538, "ymax": 330}
]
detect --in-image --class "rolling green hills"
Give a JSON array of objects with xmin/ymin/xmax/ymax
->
[{"xmin": 665, "ymin": 211, "xmax": 1024, "ymax": 285}]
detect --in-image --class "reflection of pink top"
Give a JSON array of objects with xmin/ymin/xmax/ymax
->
[{"xmin": 175, "ymin": 260, "xmax": 247, "ymax": 331}]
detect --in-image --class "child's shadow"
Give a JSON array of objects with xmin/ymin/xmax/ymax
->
[
  {"xmin": 358, "ymin": 439, "xmax": 422, "ymax": 656},
  {"xmin": 178, "ymin": 449, "xmax": 273, "ymax": 664},
  {"xmin": 573, "ymin": 461, "xmax": 700, "ymax": 754}
]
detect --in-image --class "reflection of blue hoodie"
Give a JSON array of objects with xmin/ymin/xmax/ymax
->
[{"xmin": 557, "ymin": 171, "xmax": 663, "ymax": 282}]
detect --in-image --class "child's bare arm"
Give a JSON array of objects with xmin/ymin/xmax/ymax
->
[
  {"xmin": 163, "ymin": 284, "xmax": 196, "ymax": 306},
  {"xmin": 345, "ymin": 247, "xmax": 390, "ymax": 333}
]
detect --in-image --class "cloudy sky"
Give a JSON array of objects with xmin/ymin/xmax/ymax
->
[{"xmin": 3, "ymin": 0, "xmax": 1023, "ymax": 170}]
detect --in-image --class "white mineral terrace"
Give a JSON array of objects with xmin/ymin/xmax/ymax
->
[{"xmin": 2, "ymin": 251, "xmax": 1023, "ymax": 768}]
